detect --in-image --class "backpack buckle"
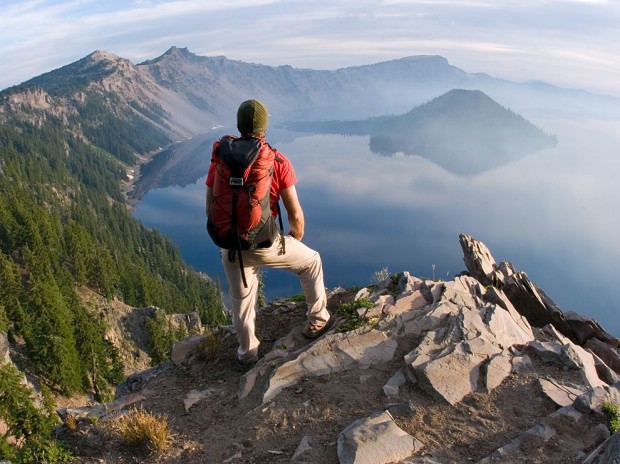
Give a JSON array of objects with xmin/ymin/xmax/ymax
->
[{"xmin": 229, "ymin": 177, "xmax": 244, "ymax": 186}]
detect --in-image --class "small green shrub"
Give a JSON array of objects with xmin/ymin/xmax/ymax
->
[
  {"xmin": 16, "ymin": 439, "xmax": 75, "ymax": 464},
  {"xmin": 337, "ymin": 298, "xmax": 374, "ymax": 332},
  {"xmin": 602, "ymin": 402, "xmax": 620, "ymax": 433},
  {"xmin": 0, "ymin": 363, "xmax": 73, "ymax": 463},
  {"xmin": 198, "ymin": 329, "xmax": 220, "ymax": 361},
  {"xmin": 288, "ymin": 294, "xmax": 306, "ymax": 303}
]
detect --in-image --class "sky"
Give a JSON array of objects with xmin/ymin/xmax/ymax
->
[{"xmin": 1, "ymin": 0, "xmax": 619, "ymax": 96}]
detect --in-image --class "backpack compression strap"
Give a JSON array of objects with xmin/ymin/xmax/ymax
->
[{"xmin": 229, "ymin": 187, "xmax": 249, "ymax": 288}]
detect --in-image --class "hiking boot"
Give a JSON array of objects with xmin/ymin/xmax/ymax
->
[
  {"xmin": 302, "ymin": 317, "xmax": 332, "ymax": 339},
  {"xmin": 235, "ymin": 355, "xmax": 258, "ymax": 369}
]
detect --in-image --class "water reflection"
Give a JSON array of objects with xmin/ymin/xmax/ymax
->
[{"xmin": 134, "ymin": 125, "xmax": 620, "ymax": 337}]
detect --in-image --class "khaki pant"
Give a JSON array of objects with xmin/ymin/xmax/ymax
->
[{"xmin": 222, "ymin": 235, "xmax": 330, "ymax": 362}]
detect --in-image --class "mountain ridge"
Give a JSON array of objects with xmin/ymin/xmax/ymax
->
[{"xmin": 3, "ymin": 46, "xmax": 619, "ymax": 136}]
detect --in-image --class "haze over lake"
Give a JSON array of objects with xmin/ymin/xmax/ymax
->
[{"xmin": 134, "ymin": 118, "xmax": 620, "ymax": 337}]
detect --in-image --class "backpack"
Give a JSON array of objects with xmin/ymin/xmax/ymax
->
[{"xmin": 207, "ymin": 135, "xmax": 284, "ymax": 286}]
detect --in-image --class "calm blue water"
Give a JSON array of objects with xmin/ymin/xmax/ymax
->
[{"xmin": 134, "ymin": 121, "xmax": 620, "ymax": 337}]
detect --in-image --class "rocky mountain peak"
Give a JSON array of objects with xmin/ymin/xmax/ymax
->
[
  {"xmin": 141, "ymin": 45, "xmax": 202, "ymax": 67},
  {"xmin": 86, "ymin": 50, "xmax": 122, "ymax": 63},
  {"xmin": 163, "ymin": 46, "xmax": 194, "ymax": 58}
]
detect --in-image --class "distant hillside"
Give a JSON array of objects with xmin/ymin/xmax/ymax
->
[
  {"xmin": 286, "ymin": 89, "xmax": 558, "ymax": 175},
  {"xmin": 3, "ymin": 47, "xmax": 618, "ymax": 140}
]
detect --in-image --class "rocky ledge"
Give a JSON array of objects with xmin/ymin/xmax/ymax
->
[{"xmin": 57, "ymin": 234, "xmax": 620, "ymax": 463}]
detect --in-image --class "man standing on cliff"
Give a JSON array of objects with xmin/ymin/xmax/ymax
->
[{"xmin": 205, "ymin": 99, "xmax": 331, "ymax": 366}]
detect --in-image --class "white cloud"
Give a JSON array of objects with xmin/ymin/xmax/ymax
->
[{"xmin": 0, "ymin": 0, "xmax": 618, "ymax": 96}]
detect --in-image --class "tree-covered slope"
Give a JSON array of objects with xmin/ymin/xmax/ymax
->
[{"xmin": 0, "ymin": 99, "xmax": 226, "ymax": 402}]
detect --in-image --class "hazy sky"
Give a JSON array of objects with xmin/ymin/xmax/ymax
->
[{"xmin": 1, "ymin": 0, "xmax": 619, "ymax": 96}]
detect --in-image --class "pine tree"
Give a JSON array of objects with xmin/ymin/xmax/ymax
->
[
  {"xmin": 23, "ymin": 277, "xmax": 83, "ymax": 394},
  {"xmin": 0, "ymin": 303, "xmax": 8, "ymax": 332}
]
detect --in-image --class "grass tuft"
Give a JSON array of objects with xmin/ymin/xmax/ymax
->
[
  {"xmin": 111, "ymin": 407, "xmax": 171, "ymax": 454},
  {"xmin": 602, "ymin": 402, "xmax": 620, "ymax": 433}
]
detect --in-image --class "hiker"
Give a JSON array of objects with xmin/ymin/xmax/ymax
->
[{"xmin": 205, "ymin": 99, "xmax": 331, "ymax": 366}]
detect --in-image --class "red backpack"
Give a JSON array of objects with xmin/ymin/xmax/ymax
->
[{"xmin": 207, "ymin": 135, "xmax": 284, "ymax": 285}]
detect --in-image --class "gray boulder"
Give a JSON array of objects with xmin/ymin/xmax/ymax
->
[
  {"xmin": 478, "ymin": 406, "xmax": 608, "ymax": 464},
  {"xmin": 258, "ymin": 327, "xmax": 398, "ymax": 403},
  {"xmin": 337, "ymin": 410, "xmax": 422, "ymax": 464},
  {"xmin": 584, "ymin": 432, "xmax": 620, "ymax": 464},
  {"xmin": 402, "ymin": 279, "xmax": 534, "ymax": 405}
]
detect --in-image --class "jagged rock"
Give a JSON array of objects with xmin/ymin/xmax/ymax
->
[
  {"xmin": 168, "ymin": 311, "xmax": 202, "ymax": 334},
  {"xmin": 584, "ymin": 432, "xmax": 620, "ymax": 464},
  {"xmin": 526, "ymin": 339, "xmax": 607, "ymax": 389},
  {"xmin": 502, "ymin": 271, "xmax": 574, "ymax": 338},
  {"xmin": 360, "ymin": 296, "xmax": 394, "ymax": 319},
  {"xmin": 484, "ymin": 300, "xmax": 534, "ymax": 347},
  {"xmin": 402, "ymin": 282, "xmax": 535, "ymax": 405},
  {"xmin": 355, "ymin": 288, "xmax": 371, "ymax": 300},
  {"xmin": 337, "ymin": 410, "xmax": 421, "ymax": 464},
  {"xmin": 392, "ymin": 300, "xmax": 455, "ymax": 337},
  {"xmin": 183, "ymin": 387, "xmax": 220, "ymax": 412},
  {"xmin": 478, "ymin": 406, "xmax": 607, "ymax": 463},
  {"xmin": 291, "ymin": 435, "xmax": 312, "ymax": 461},
  {"xmin": 459, "ymin": 233, "xmax": 575, "ymax": 340},
  {"xmin": 511, "ymin": 354, "xmax": 533, "ymax": 373},
  {"xmin": 408, "ymin": 340, "xmax": 488, "ymax": 405},
  {"xmin": 393, "ymin": 290, "xmax": 429, "ymax": 313},
  {"xmin": 562, "ymin": 343, "xmax": 608, "ymax": 389},
  {"xmin": 590, "ymin": 349, "xmax": 620, "ymax": 385},
  {"xmin": 459, "ymin": 234, "xmax": 497, "ymax": 285},
  {"xmin": 483, "ymin": 286, "xmax": 533, "ymax": 337},
  {"xmin": 538, "ymin": 378, "xmax": 585, "ymax": 407},
  {"xmin": 115, "ymin": 363, "xmax": 173, "ymax": 398},
  {"xmin": 58, "ymin": 392, "xmax": 146, "ymax": 421},
  {"xmin": 542, "ymin": 323, "xmax": 571, "ymax": 343},
  {"xmin": 171, "ymin": 334, "xmax": 206, "ymax": 366},
  {"xmin": 565, "ymin": 311, "xmax": 620, "ymax": 347},
  {"xmin": 260, "ymin": 328, "xmax": 398, "ymax": 403},
  {"xmin": 397, "ymin": 272, "xmax": 423, "ymax": 295},
  {"xmin": 586, "ymin": 337, "xmax": 620, "ymax": 375},
  {"xmin": 525, "ymin": 340, "xmax": 565, "ymax": 362},
  {"xmin": 383, "ymin": 369, "xmax": 407, "ymax": 399},
  {"xmin": 485, "ymin": 352, "xmax": 513, "ymax": 392},
  {"xmin": 573, "ymin": 382, "xmax": 620, "ymax": 416}
]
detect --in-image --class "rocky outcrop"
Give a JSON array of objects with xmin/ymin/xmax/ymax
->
[
  {"xmin": 459, "ymin": 233, "xmax": 620, "ymax": 375},
  {"xmin": 60, "ymin": 235, "xmax": 620, "ymax": 464},
  {"xmin": 80, "ymin": 287, "xmax": 204, "ymax": 375}
]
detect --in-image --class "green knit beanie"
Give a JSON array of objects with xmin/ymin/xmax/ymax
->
[{"xmin": 237, "ymin": 99, "xmax": 269, "ymax": 134}]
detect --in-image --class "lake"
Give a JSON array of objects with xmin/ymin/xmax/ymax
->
[{"xmin": 134, "ymin": 120, "xmax": 620, "ymax": 337}]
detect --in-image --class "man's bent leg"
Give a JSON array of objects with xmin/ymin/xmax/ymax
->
[
  {"xmin": 222, "ymin": 251, "xmax": 260, "ymax": 361},
  {"xmin": 250, "ymin": 236, "xmax": 330, "ymax": 325}
]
